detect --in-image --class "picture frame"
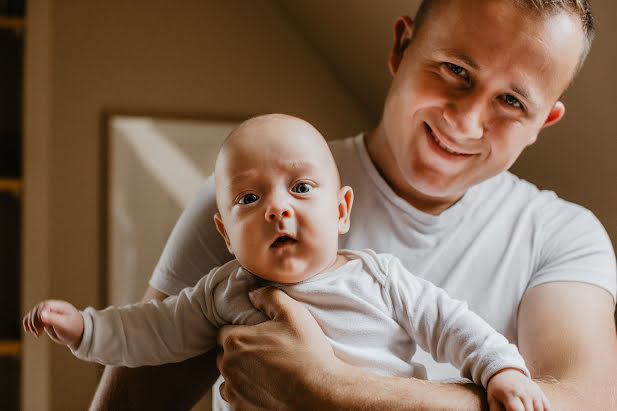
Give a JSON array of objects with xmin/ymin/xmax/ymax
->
[{"xmin": 101, "ymin": 112, "xmax": 241, "ymax": 307}]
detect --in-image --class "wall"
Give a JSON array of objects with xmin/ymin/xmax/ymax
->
[{"xmin": 22, "ymin": 1, "xmax": 369, "ymax": 410}]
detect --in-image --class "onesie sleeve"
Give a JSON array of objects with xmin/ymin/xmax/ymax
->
[
  {"xmin": 386, "ymin": 256, "xmax": 529, "ymax": 388},
  {"xmin": 150, "ymin": 174, "xmax": 235, "ymax": 295},
  {"xmin": 72, "ymin": 266, "xmax": 225, "ymax": 367},
  {"xmin": 530, "ymin": 200, "xmax": 616, "ymax": 303}
]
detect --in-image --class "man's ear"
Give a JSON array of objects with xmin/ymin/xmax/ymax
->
[
  {"xmin": 337, "ymin": 186, "xmax": 354, "ymax": 234},
  {"xmin": 214, "ymin": 213, "xmax": 234, "ymax": 254},
  {"xmin": 389, "ymin": 15, "xmax": 414, "ymax": 75},
  {"xmin": 542, "ymin": 101, "xmax": 566, "ymax": 129}
]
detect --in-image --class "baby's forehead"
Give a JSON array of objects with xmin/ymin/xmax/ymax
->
[{"xmin": 215, "ymin": 115, "xmax": 339, "ymax": 185}]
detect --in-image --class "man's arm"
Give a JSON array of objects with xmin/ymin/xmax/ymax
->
[
  {"xmin": 517, "ymin": 281, "xmax": 617, "ymax": 410},
  {"xmin": 217, "ymin": 285, "xmax": 617, "ymax": 410},
  {"xmin": 88, "ymin": 286, "xmax": 219, "ymax": 411}
]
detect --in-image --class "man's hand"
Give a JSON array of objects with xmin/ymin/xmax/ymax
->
[
  {"xmin": 487, "ymin": 369, "xmax": 550, "ymax": 411},
  {"xmin": 216, "ymin": 286, "xmax": 341, "ymax": 409},
  {"xmin": 23, "ymin": 299, "xmax": 84, "ymax": 350},
  {"xmin": 216, "ymin": 287, "xmax": 490, "ymax": 410}
]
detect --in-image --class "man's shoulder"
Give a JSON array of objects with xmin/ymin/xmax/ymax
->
[
  {"xmin": 480, "ymin": 171, "xmax": 601, "ymax": 234},
  {"xmin": 481, "ymin": 171, "xmax": 579, "ymax": 211}
]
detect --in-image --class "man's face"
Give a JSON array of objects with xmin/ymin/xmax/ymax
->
[
  {"xmin": 375, "ymin": 0, "xmax": 583, "ymax": 207},
  {"xmin": 214, "ymin": 117, "xmax": 349, "ymax": 284}
]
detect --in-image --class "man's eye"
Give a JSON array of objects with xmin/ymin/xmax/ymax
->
[
  {"xmin": 291, "ymin": 183, "xmax": 312, "ymax": 194},
  {"xmin": 239, "ymin": 193, "xmax": 259, "ymax": 204},
  {"xmin": 502, "ymin": 94, "xmax": 523, "ymax": 109},
  {"xmin": 446, "ymin": 63, "xmax": 469, "ymax": 80}
]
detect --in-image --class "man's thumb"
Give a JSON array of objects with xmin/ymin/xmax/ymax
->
[{"xmin": 248, "ymin": 286, "xmax": 298, "ymax": 321}]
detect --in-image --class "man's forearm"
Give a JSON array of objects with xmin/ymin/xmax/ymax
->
[
  {"xmin": 318, "ymin": 366, "xmax": 615, "ymax": 411},
  {"xmin": 306, "ymin": 362, "xmax": 487, "ymax": 411},
  {"xmin": 89, "ymin": 350, "xmax": 219, "ymax": 411},
  {"xmin": 536, "ymin": 377, "xmax": 617, "ymax": 411}
]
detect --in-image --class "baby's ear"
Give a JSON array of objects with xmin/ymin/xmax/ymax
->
[
  {"xmin": 337, "ymin": 186, "xmax": 354, "ymax": 234},
  {"xmin": 214, "ymin": 213, "xmax": 234, "ymax": 254}
]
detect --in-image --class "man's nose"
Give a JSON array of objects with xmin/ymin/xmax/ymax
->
[
  {"xmin": 265, "ymin": 197, "xmax": 292, "ymax": 222},
  {"xmin": 442, "ymin": 91, "xmax": 485, "ymax": 140}
]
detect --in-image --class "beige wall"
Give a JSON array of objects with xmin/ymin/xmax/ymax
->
[{"xmin": 22, "ymin": 1, "xmax": 369, "ymax": 410}]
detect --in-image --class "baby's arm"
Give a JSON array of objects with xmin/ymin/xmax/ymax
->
[
  {"xmin": 23, "ymin": 299, "xmax": 84, "ymax": 350},
  {"xmin": 386, "ymin": 256, "xmax": 550, "ymax": 410},
  {"xmin": 23, "ymin": 270, "xmax": 224, "ymax": 367}
]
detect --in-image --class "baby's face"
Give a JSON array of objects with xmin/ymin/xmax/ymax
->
[{"xmin": 214, "ymin": 115, "xmax": 351, "ymax": 283}]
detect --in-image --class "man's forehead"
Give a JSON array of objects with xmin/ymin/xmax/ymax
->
[{"xmin": 416, "ymin": 0, "xmax": 582, "ymax": 102}]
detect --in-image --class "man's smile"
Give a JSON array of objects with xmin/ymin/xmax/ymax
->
[{"xmin": 424, "ymin": 122, "xmax": 474, "ymax": 157}]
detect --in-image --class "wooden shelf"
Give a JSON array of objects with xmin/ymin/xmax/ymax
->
[
  {"xmin": 0, "ymin": 340, "xmax": 20, "ymax": 357},
  {"xmin": 0, "ymin": 16, "xmax": 25, "ymax": 31},
  {"xmin": 0, "ymin": 178, "xmax": 21, "ymax": 195}
]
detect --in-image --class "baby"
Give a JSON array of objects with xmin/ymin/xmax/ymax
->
[{"xmin": 24, "ymin": 114, "xmax": 550, "ymax": 410}]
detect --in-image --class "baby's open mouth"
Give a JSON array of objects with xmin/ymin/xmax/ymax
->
[{"xmin": 271, "ymin": 235, "xmax": 297, "ymax": 248}]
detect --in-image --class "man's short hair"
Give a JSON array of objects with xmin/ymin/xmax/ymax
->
[{"xmin": 413, "ymin": 0, "xmax": 594, "ymax": 72}]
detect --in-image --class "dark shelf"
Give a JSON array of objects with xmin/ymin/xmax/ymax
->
[
  {"xmin": 0, "ymin": 355, "xmax": 20, "ymax": 410},
  {"xmin": 0, "ymin": 0, "xmax": 25, "ymax": 17},
  {"xmin": 0, "ymin": 192, "xmax": 20, "ymax": 339}
]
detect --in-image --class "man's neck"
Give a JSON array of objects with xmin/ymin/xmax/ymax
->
[{"xmin": 364, "ymin": 127, "xmax": 464, "ymax": 216}]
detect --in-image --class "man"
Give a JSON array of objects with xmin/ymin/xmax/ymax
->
[{"xmin": 91, "ymin": 0, "xmax": 617, "ymax": 410}]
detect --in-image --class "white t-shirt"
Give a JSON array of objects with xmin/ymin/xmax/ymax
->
[
  {"xmin": 150, "ymin": 134, "xmax": 616, "ymax": 380},
  {"xmin": 76, "ymin": 250, "xmax": 528, "ymax": 390}
]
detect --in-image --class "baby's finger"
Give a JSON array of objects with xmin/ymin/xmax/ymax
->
[
  {"xmin": 41, "ymin": 310, "xmax": 68, "ymax": 333},
  {"xmin": 532, "ymin": 396, "xmax": 545, "ymax": 411},
  {"xmin": 22, "ymin": 312, "xmax": 31, "ymax": 333},
  {"xmin": 488, "ymin": 396, "xmax": 505, "ymax": 411},
  {"xmin": 25, "ymin": 311, "xmax": 36, "ymax": 335},
  {"xmin": 27, "ymin": 305, "xmax": 42, "ymax": 336},
  {"xmin": 503, "ymin": 396, "xmax": 525, "ymax": 411},
  {"xmin": 520, "ymin": 394, "xmax": 533, "ymax": 411},
  {"xmin": 44, "ymin": 325, "xmax": 59, "ymax": 342},
  {"xmin": 541, "ymin": 393, "xmax": 551, "ymax": 411},
  {"xmin": 32, "ymin": 303, "xmax": 48, "ymax": 334}
]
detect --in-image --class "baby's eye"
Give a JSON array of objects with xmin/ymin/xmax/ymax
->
[
  {"xmin": 291, "ymin": 182, "xmax": 312, "ymax": 194},
  {"xmin": 239, "ymin": 193, "xmax": 259, "ymax": 204}
]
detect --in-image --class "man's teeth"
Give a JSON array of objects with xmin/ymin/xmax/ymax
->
[{"xmin": 431, "ymin": 130, "xmax": 461, "ymax": 154}]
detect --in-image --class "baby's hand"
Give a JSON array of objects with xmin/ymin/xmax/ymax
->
[
  {"xmin": 487, "ymin": 369, "xmax": 550, "ymax": 411},
  {"xmin": 23, "ymin": 300, "xmax": 84, "ymax": 350}
]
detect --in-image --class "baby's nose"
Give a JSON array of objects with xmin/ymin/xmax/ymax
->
[{"xmin": 265, "ymin": 203, "xmax": 292, "ymax": 221}]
